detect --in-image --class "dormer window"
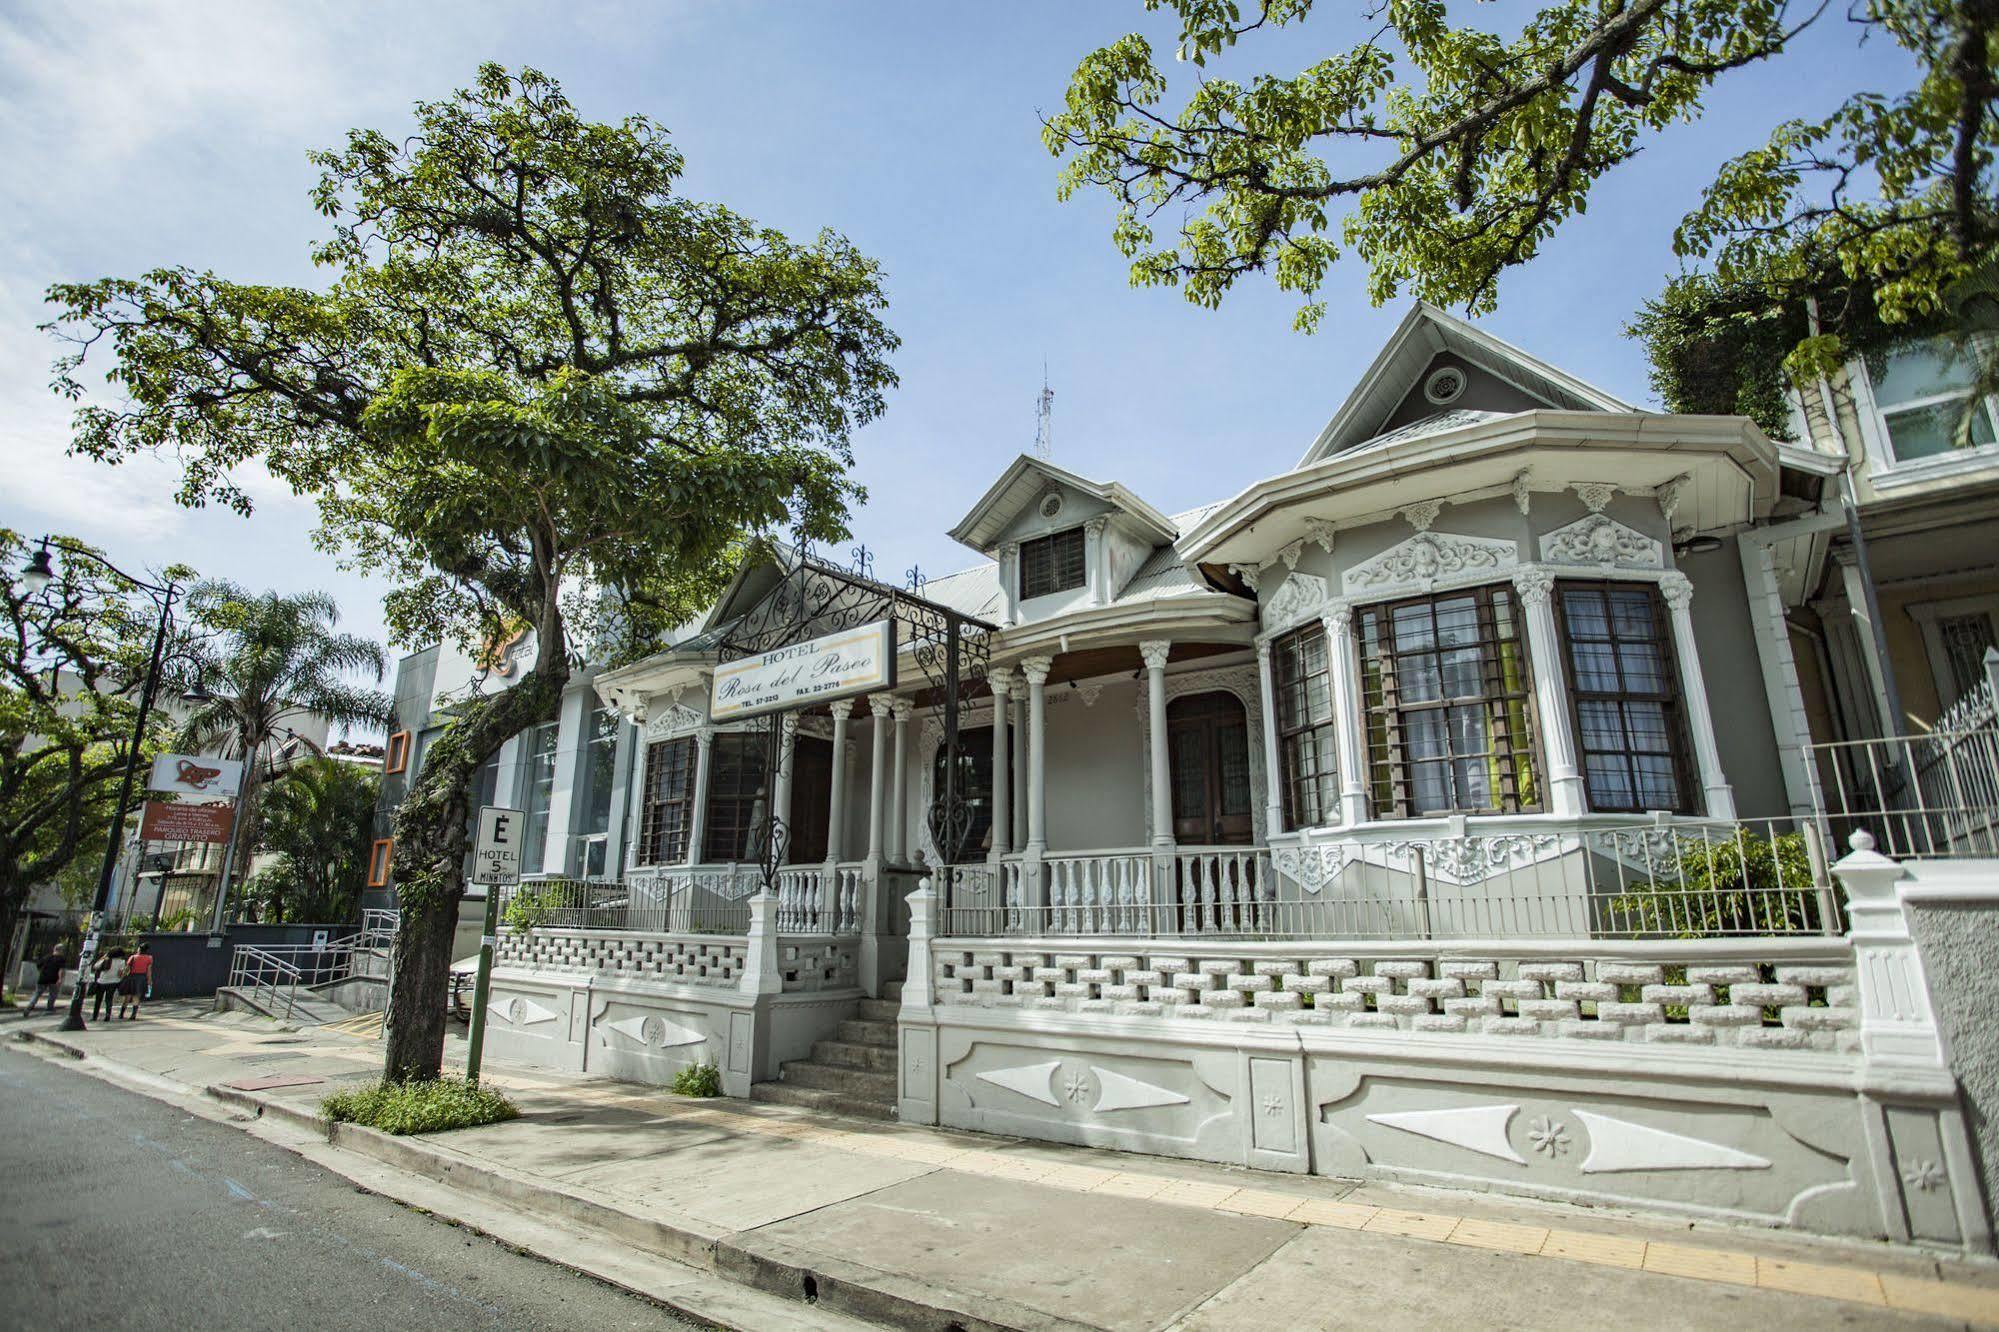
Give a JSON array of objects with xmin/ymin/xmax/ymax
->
[{"xmin": 1020, "ymin": 527, "xmax": 1086, "ymax": 599}]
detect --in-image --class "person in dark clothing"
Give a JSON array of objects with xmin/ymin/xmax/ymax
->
[
  {"xmin": 23, "ymin": 949, "xmax": 66, "ymax": 1015},
  {"xmin": 89, "ymin": 949, "xmax": 127, "ymax": 1022}
]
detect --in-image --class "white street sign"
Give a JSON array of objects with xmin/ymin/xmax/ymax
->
[
  {"xmin": 474, "ymin": 806, "xmax": 525, "ymax": 885},
  {"xmin": 148, "ymin": 753, "xmax": 244, "ymax": 798},
  {"xmin": 709, "ymin": 620, "xmax": 895, "ymax": 722}
]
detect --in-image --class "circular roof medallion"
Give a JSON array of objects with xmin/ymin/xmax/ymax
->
[{"xmin": 1423, "ymin": 366, "xmax": 1468, "ymax": 405}]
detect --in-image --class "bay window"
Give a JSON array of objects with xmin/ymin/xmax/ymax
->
[
  {"xmin": 1555, "ymin": 580, "xmax": 1695, "ymax": 813},
  {"xmin": 1271, "ymin": 621, "xmax": 1340, "ymax": 828},
  {"xmin": 1358, "ymin": 586, "xmax": 1539, "ymax": 816},
  {"xmin": 637, "ymin": 736, "xmax": 694, "ymax": 865}
]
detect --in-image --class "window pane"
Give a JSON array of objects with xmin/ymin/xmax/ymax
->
[
  {"xmin": 1558, "ymin": 580, "xmax": 1695, "ymax": 813},
  {"xmin": 1873, "ymin": 344, "xmax": 1980, "ymax": 405},
  {"xmin": 1886, "ymin": 400, "xmax": 1996, "ymax": 461},
  {"xmin": 1938, "ymin": 612, "xmax": 1998, "ymax": 700},
  {"xmin": 519, "ymin": 722, "xmax": 558, "ymax": 874},
  {"xmin": 1020, "ymin": 527, "xmax": 1087, "ymax": 599}
]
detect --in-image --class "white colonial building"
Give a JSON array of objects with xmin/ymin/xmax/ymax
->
[{"xmin": 376, "ymin": 305, "xmax": 1999, "ymax": 1254}]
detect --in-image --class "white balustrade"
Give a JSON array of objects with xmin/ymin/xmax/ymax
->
[
  {"xmin": 1175, "ymin": 847, "xmax": 1273, "ymax": 934},
  {"xmin": 776, "ymin": 865, "xmax": 826, "ymax": 932},
  {"xmin": 833, "ymin": 862, "xmax": 866, "ymax": 934},
  {"xmin": 1045, "ymin": 851, "xmax": 1151, "ymax": 933}
]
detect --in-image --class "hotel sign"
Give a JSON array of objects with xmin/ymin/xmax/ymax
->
[{"xmin": 710, "ymin": 621, "xmax": 896, "ymax": 722}]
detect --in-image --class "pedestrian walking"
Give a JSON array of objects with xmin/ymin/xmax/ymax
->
[
  {"xmin": 118, "ymin": 944, "xmax": 153, "ymax": 1020},
  {"xmin": 90, "ymin": 949, "xmax": 128, "ymax": 1022},
  {"xmin": 23, "ymin": 947, "xmax": 66, "ymax": 1015}
]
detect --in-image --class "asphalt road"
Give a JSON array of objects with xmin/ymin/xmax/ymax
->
[{"xmin": 0, "ymin": 1049, "xmax": 693, "ymax": 1331}]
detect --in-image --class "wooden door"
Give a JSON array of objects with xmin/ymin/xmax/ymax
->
[
  {"xmin": 1167, "ymin": 692, "xmax": 1254, "ymax": 846},
  {"xmin": 786, "ymin": 735, "xmax": 833, "ymax": 863}
]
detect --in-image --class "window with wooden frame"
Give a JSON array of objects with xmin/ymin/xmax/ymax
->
[
  {"xmin": 367, "ymin": 838, "xmax": 394, "ymax": 888},
  {"xmin": 383, "ymin": 730, "xmax": 411, "ymax": 774},
  {"xmin": 1358, "ymin": 586, "xmax": 1540, "ymax": 816},
  {"xmin": 702, "ymin": 732, "xmax": 769, "ymax": 863},
  {"xmin": 1018, "ymin": 527, "xmax": 1086, "ymax": 600},
  {"xmin": 1554, "ymin": 579, "xmax": 1696, "ymax": 813},
  {"xmin": 1271, "ymin": 622, "xmax": 1340, "ymax": 829},
  {"xmin": 636, "ymin": 736, "xmax": 694, "ymax": 865}
]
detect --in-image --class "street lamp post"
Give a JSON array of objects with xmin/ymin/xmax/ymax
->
[{"xmin": 19, "ymin": 538, "xmax": 182, "ymax": 1033}]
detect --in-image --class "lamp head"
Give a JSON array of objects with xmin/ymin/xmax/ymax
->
[{"xmin": 19, "ymin": 542, "xmax": 53, "ymax": 594}]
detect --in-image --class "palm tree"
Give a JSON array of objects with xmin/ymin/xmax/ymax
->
[{"xmin": 176, "ymin": 583, "xmax": 389, "ymax": 919}]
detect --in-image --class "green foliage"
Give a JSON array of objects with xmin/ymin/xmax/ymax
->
[
  {"xmin": 321, "ymin": 1075, "xmax": 520, "ymax": 1134},
  {"xmin": 43, "ymin": 64, "xmax": 898, "ymax": 1081},
  {"xmin": 1610, "ymin": 830, "xmax": 1831, "ymax": 938},
  {"xmin": 502, "ymin": 884, "xmax": 559, "ymax": 936},
  {"xmin": 669, "ymin": 1062, "xmax": 722, "ymax": 1097},
  {"xmin": 1045, "ymin": 1, "xmax": 1997, "ymax": 367},
  {"xmin": 249, "ymin": 758, "xmax": 381, "ymax": 924},
  {"xmin": 0, "ymin": 529, "xmax": 186, "ymax": 950}
]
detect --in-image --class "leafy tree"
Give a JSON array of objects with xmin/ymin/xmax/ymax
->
[
  {"xmin": 0, "ymin": 529, "xmax": 184, "ymax": 959},
  {"xmin": 176, "ymin": 582, "xmax": 389, "ymax": 915},
  {"xmin": 46, "ymin": 66, "xmax": 897, "ymax": 1080},
  {"xmin": 1044, "ymin": 0, "xmax": 1996, "ymax": 377},
  {"xmin": 248, "ymin": 757, "xmax": 381, "ymax": 924}
]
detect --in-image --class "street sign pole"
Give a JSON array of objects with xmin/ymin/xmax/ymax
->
[{"xmin": 466, "ymin": 806, "xmax": 522, "ymax": 1084}]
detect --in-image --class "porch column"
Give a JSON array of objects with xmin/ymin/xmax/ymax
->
[
  {"xmin": 1321, "ymin": 602, "xmax": 1371, "ymax": 826},
  {"xmin": 1659, "ymin": 571, "xmax": 1737, "ymax": 820},
  {"xmin": 1509, "ymin": 570, "xmax": 1586, "ymax": 818},
  {"xmin": 1011, "ymin": 694, "xmax": 1028, "ymax": 851},
  {"xmin": 772, "ymin": 714, "xmax": 798, "ymax": 859},
  {"xmin": 1141, "ymin": 641, "xmax": 1174, "ymax": 848},
  {"xmin": 867, "ymin": 695, "xmax": 892, "ymax": 862},
  {"xmin": 826, "ymin": 700, "xmax": 853, "ymax": 863},
  {"xmin": 1021, "ymin": 656, "xmax": 1053, "ymax": 855},
  {"xmin": 890, "ymin": 697, "xmax": 913, "ymax": 865},
  {"xmin": 987, "ymin": 668, "xmax": 1013, "ymax": 858},
  {"xmin": 1256, "ymin": 639, "xmax": 1285, "ymax": 835},
  {"xmin": 686, "ymin": 727, "xmax": 715, "ymax": 865},
  {"xmin": 999, "ymin": 542, "xmax": 1021, "ymax": 626}
]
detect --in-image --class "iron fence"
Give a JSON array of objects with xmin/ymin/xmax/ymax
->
[
  {"xmin": 495, "ymin": 872, "xmax": 754, "ymax": 936},
  {"xmin": 1810, "ymin": 728, "xmax": 1999, "ymax": 860}
]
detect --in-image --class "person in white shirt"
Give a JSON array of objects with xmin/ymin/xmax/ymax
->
[{"xmin": 90, "ymin": 949, "xmax": 128, "ymax": 1022}]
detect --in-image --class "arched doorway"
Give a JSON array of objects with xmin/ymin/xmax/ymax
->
[{"xmin": 1167, "ymin": 692, "xmax": 1253, "ymax": 846}]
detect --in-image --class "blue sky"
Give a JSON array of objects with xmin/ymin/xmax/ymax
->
[{"xmin": 0, "ymin": 1, "xmax": 1908, "ymax": 685}]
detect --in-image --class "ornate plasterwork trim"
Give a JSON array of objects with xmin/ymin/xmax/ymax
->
[
  {"xmin": 1539, "ymin": 514, "xmax": 1664, "ymax": 571},
  {"xmin": 643, "ymin": 703, "xmax": 706, "ymax": 741},
  {"xmin": 1262, "ymin": 571, "xmax": 1329, "ymax": 634},
  {"xmin": 1341, "ymin": 531, "xmax": 1520, "ymax": 598},
  {"xmin": 1272, "ymin": 831, "xmax": 1570, "ymax": 890},
  {"xmin": 1138, "ymin": 663, "xmax": 1270, "ymax": 847}
]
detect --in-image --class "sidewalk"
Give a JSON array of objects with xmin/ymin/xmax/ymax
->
[{"xmin": 12, "ymin": 1002, "xmax": 1999, "ymax": 1331}]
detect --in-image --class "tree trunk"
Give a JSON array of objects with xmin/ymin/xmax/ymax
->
[{"xmin": 380, "ymin": 665, "xmax": 566, "ymax": 1082}]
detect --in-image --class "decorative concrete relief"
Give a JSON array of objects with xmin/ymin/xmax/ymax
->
[
  {"xmin": 1538, "ymin": 514, "xmax": 1665, "ymax": 570},
  {"xmin": 1270, "ymin": 843, "xmax": 1345, "ymax": 893},
  {"xmin": 930, "ymin": 946, "xmax": 1862, "ymax": 1051},
  {"xmin": 1367, "ymin": 1104, "xmax": 1528, "ymax": 1165},
  {"xmin": 643, "ymin": 703, "xmax": 705, "ymax": 740},
  {"xmin": 602, "ymin": 1012, "xmax": 705, "ymax": 1048},
  {"xmin": 779, "ymin": 937, "xmax": 859, "ymax": 992},
  {"xmin": 1262, "ymin": 571, "xmax": 1329, "ymax": 634},
  {"xmin": 1342, "ymin": 531, "xmax": 1519, "ymax": 597},
  {"xmin": 1372, "ymin": 832, "xmax": 1565, "ymax": 885},
  {"xmin": 497, "ymin": 994, "xmax": 560, "ymax": 1026},
  {"xmin": 975, "ymin": 1059, "xmax": 1063, "ymax": 1106},
  {"xmin": 1571, "ymin": 1109, "xmax": 1771, "ymax": 1173},
  {"xmin": 497, "ymin": 927, "xmax": 746, "ymax": 988},
  {"xmin": 1093, "ymin": 1067, "xmax": 1190, "ymax": 1112}
]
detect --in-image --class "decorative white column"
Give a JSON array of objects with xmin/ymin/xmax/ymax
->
[
  {"xmin": 1321, "ymin": 602, "xmax": 1371, "ymax": 826},
  {"xmin": 1835, "ymin": 831, "xmax": 1942, "ymax": 1065},
  {"xmin": 1658, "ymin": 571, "xmax": 1737, "ymax": 820},
  {"xmin": 1141, "ymin": 641, "xmax": 1175, "ymax": 847},
  {"xmin": 1085, "ymin": 516, "xmax": 1110, "ymax": 606},
  {"xmin": 890, "ymin": 697, "xmax": 913, "ymax": 865},
  {"xmin": 999, "ymin": 542, "xmax": 1021, "ymax": 626},
  {"xmin": 1011, "ymin": 694, "xmax": 1028, "ymax": 851},
  {"xmin": 1509, "ymin": 569, "xmax": 1585, "ymax": 818},
  {"xmin": 1255, "ymin": 639, "xmax": 1285, "ymax": 834},
  {"xmin": 686, "ymin": 728, "xmax": 715, "ymax": 864},
  {"xmin": 866, "ymin": 696, "xmax": 891, "ymax": 863},
  {"xmin": 826, "ymin": 700, "xmax": 853, "ymax": 863},
  {"xmin": 987, "ymin": 668, "xmax": 1013, "ymax": 858},
  {"xmin": 772, "ymin": 714, "xmax": 798, "ymax": 861},
  {"xmin": 1020, "ymin": 656, "xmax": 1053, "ymax": 855}
]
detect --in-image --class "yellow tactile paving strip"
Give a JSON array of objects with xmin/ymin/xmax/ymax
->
[{"xmin": 487, "ymin": 1087, "xmax": 1999, "ymax": 1326}]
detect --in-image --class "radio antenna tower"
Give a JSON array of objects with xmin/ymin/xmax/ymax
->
[{"xmin": 1032, "ymin": 364, "xmax": 1054, "ymax": 460}]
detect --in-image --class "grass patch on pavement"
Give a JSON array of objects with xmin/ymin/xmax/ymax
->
[{"xmin": 322, "ymin": 1076, "xmax": 520, "ymax": 1135}]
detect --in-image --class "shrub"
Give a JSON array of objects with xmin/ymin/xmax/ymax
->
[
  {"xmin": 1608, "ymin": 829, "xmax": 1832, "ymax": 938},
  {"xmin": 321, "ymin": 1076, "xmax": 519, "ymax": 1134},
  {"xmin": 503, "ymin": 886, "xmax": 559, "ymax": 936},
  {"xmin": 669, "ymin": 1062, "xmax": 722, "ymax": 1097}
]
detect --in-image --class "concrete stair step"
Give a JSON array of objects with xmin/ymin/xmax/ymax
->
[
  {"xmin": 834, "ymin": 1019, "xmax": 895, "ymax": 1048},
  {"xmin": 882, "ymin": 979, "xmax": 905, "ymax": 1001},
  {"xmin": 810, "ymin": 1039, "xmax": 898, "ymax": 1074},
  {"xmin": 855, "ymin": 998, "xmax": 901, "ymax": 1023},
  {"xmin": 778, "ymin": 1061, "xmax": 897, "ymax": 1099},
  {"xmin": 747, "ymin": 1080, "xmax": 896, "ymax": 1121}
]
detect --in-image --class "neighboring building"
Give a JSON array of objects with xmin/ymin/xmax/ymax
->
[{"xmin": 370, "ymin": 304, "xmax": 1999, "ymax": 1253}]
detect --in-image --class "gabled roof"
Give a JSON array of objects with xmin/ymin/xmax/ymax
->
[
  {"xmin": 1296, "ymin": 303, "xmax": 1634, "ymax": 467},
  {"xmin": 947, "ymin": 454, "xmax": 1179, "ymax": 554}
]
